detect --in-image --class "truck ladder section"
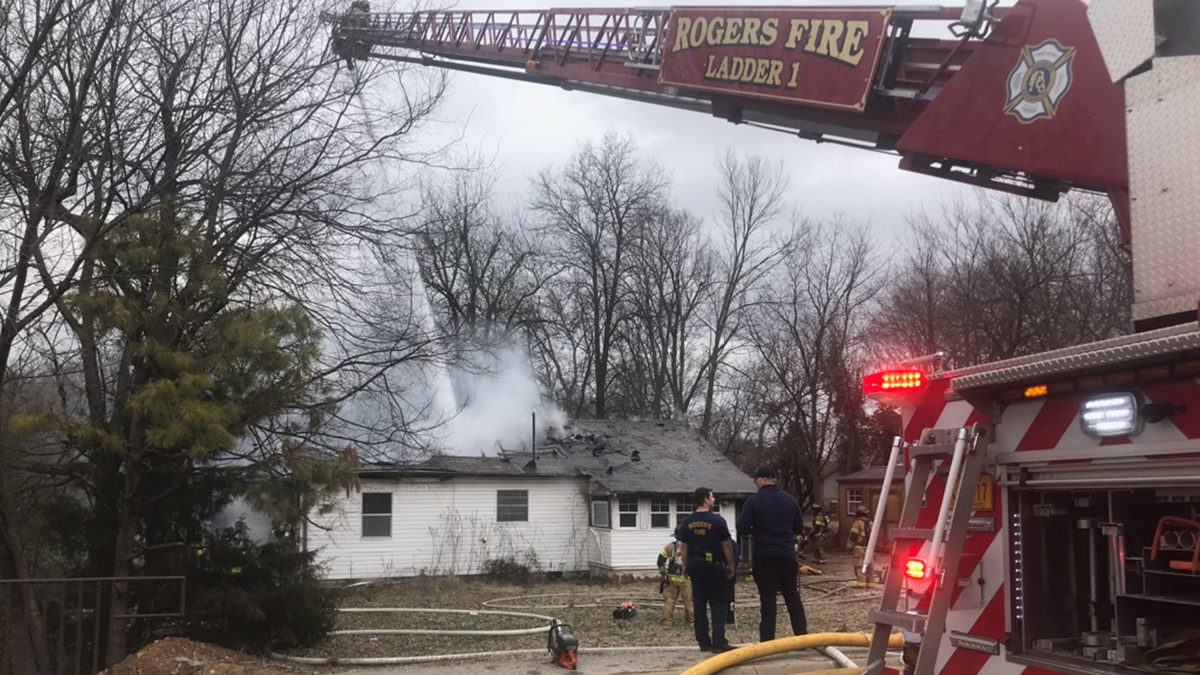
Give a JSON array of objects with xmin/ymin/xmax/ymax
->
[
  {"xmin": 323, "ymin": 7, "xmax": 981, "ymax": 143},
  {"xmin": 862, "ymin": 424, "xmax": 990, "ymax": 675}
]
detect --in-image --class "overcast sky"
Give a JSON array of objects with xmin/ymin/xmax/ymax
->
[
  {"xmin": 353, "ymin": 0, "xmax": 1032, "ymax": 453},
  {"xmin": 405, "ymin": 0, "xmax": 1022, "ymax": 239}
]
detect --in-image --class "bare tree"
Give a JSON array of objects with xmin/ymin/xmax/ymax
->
[
  {"xmin": 528, "ymin": 283, "xmax": 594, "ymax": 417},
  {"xmin": 747, "ymin": 219, "xmax": 880, "ymax": 500},
  {"xmin": 0, "ymin": 0, "xmax": 143, "ymax": 669},
  {"xmin": 871, "ymin": 192, "xmax": 1131, "ymax": 368},
  {"xmin": 414, "ymin": 162, "xmax": 551, "ymax": 346},
  {"xmin": 0, "ymin": 0, "xmax": 450, "ymax": 666},
  {"xmin": 698, "ymin": 151, "xmax": 795, "ymax": 435},
  {"xmin": 529, "ymin": 132, "xmax": 667, "ymax": 418},
  {"xmin": 618, "ymin": 204, "xmax": 712, "ymax": 418}
]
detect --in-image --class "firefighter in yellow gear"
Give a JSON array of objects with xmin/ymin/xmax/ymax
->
[
  {"xmin": 847, "ymin": 505, "xmax": 873, "ymax": 588},
  {"xmin": 657, "ymin": 539, "xmax": 693, "ymax": 625}
]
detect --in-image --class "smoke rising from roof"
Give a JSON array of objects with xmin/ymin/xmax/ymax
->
[{"xmin": 431, "ymin": 344, "xmax": 565, "ymax": 456}]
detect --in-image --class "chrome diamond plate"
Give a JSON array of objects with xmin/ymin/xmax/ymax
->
[
  {"xmin": 1088, "ymin": 0, "xmax": 1156, "ymax": 83},
  {"xmin": 949, "ymin": 323, "xmax": 1200, "ymax": 391},
  {"xmin": 1128, "ymin": 56, "xmax": 1200, "ymax": 322}
]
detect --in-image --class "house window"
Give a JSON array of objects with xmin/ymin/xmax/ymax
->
[
  {"xmin": 675, "ymin": 494, "xmax": 692, "ymax": 527},
  {"xmin": 846, "ymin": 488, "xmax": 863, "ymax": 515},
  {"xmin": 618, "ymin": 496, "xmax": 639, "ymax": 528},
  {"xmin": 497, "ymin": 490, "xmax": 529, "ymax": 522},
  {"xmin": 650, "ymin": 496, "xmax": 671, "ymax": 528},
  {"xmin": 362, "ymin": 493, "xmax": 392, "ymax": 538},
  {"xmin": 590, "ymin": 497, "xmax": 611, "ymax": 528}
]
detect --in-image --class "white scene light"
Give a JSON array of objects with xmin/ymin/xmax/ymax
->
[{"xmin": 1080, "ymin": 392, "xmax": 1142, "ymax": 438}]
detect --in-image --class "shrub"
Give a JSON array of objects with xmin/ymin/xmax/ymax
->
[
  {"xmin": 187, "ymin": 519, "xmax": 336, "ymax": 649},
  {"xmin": 482, "ymin": 551, "xmax": 542, "ymax": 583}
]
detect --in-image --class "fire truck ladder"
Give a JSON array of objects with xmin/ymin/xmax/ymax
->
[{"xmin": 860, "ymin": 424, "xmax": 990, "ymax": 675}]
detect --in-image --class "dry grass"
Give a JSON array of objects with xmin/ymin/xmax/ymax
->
[{"xmin": 280, "ymin": 551, "xmax": 886, "ymax": 661}]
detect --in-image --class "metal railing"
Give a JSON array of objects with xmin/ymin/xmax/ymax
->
[
  {"xmin": 0, "ymin": 576, "xmax": 186, "ymax": 675},
  {"xmin": 324, "ymin": 8, "xmax": 671, "ymax": 72}
]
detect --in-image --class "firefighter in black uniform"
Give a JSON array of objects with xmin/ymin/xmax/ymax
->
[
  {"xmin": 678, "ymin": 486, "xmax": 737, "ymax": 653},
  {"xmin": 736, "ymin": 465, "xmax": 808, "ymax": 642}
]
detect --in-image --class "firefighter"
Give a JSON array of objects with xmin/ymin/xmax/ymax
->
[
  {"xmin": 798, "ymin": 503, "xmax": 830, "ymax": 564},
  {"xmin": 335, "ymin": 0, "xmax": 372, "ymax": 64},
  {"xmin": 657, "ymin": 538, "xmax": 693, "ymax": 625},
  {"xmin": 848, "ymin": 504, "xmax": 873, "ymax": 587},
  {"xmin": 737, "ymin": 465, "xmax": 807, "ymax": 641},
  {"xmin": 678, "ymin": 486, "xmax": 737, "ymax": 653}
]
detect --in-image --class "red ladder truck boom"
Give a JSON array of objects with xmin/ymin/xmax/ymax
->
[
  {"xmin": 326, "ymin": 0, "xmax": 1200, "ymax": 329},
  {"xmin": 324, "ymin": 2, "xmax": 1127, "ymax": 207}
]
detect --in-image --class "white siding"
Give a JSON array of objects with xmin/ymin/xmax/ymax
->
[
  {"xmin": 605, "ymin": 500, "xmax": 739, "ymax": 573},
  {"xmin": 309, "ymin": 477, "xmax": 592, "ymax": 580}
]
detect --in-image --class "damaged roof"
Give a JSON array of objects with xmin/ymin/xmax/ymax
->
[{"xmin": 360, "ymin": 419, "xmax": 757, "ymax": 497}]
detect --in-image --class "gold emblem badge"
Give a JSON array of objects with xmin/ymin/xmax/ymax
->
[{"xmin": 1004, "ymin": 39, "xmax": 1075, "ymax": 124}]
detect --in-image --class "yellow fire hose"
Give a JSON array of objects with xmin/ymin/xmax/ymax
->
[{"xmin": 677, "ymin": 632, "xmax": 904, "ymax": 675}]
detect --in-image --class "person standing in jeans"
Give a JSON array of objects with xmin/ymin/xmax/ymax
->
[{"xmin": 736, "ymin": 466, "xmax": 807, "ymax": 642}]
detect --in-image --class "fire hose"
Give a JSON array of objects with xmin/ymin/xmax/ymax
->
[{"xmin": 675, "ymin": 632, "xmax": 904, "ymax": 675}]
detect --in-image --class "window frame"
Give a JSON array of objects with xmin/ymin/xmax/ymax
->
[
  {"xmin": 590, "ymin": 497, "xmax": 611, "ymax": 528},
  {"xmin": 650, "ymin": 496, "xmax": 671, "ymax": 528},
  {"xmin": 361, "ymin": 492, "xmax": 393, "ymax": 538},
  {"xmin": 618, "ymin": 496, "xmax": 639, "ymax": 528},
  {"xmin": 674, "ymin": 494, "xmax": 692, "ymax": 527},
  {"xmin": 497, "ymin": 489, "xmax": 529, "ymax": 523},
  {"xmin": 846, "ymin": 488, "xmax": 864, "ymax": 515}
]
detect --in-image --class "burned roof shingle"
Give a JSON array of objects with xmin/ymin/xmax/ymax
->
[{"xmin": 359, "ymin": 419, "xmax": 757, "ymax": 497}]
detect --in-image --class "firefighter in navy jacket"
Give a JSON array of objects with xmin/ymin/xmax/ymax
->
[
  {"xmin": 678, "ymin": 486, "xmax": 736, "ymax": 653},
  {"xmin": 736, "ymin": 465, "xmax": 808, "ymax": 641}
]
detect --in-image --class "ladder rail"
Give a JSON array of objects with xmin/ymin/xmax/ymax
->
[
  {"xmin": 862, "ymin": 445, "xmax": 936, "ymax": 675},
  {"xmin": 862, "ymin": 424, "xmax": 991, "ymax": 675},
  {"xmin": 913, "ymin": 427, "xmax": 990, "ymax": 675},
  {"xmin": 927, "ymin": 427, "xmax": 969, "ymax": 572},
  {"xmin": 862, "ymin": 435, "xmax": 905, "ymax": 576}
]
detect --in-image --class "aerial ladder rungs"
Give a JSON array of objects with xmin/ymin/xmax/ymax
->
[
  {"xmin": 867, "ymin": 610, "xmax": 927, "ymax": 634},
  {"xmin": 889, "ymin": 527, "xmax": 935, "ymax": 541},
  {"xmin": 907, "ymin": 443, "xmax": 958, "ymax": 459}
]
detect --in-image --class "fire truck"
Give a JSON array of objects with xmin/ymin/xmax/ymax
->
[{"xmin": 326, "ymin": 2, "xmax": 1200, "ymax": 675}]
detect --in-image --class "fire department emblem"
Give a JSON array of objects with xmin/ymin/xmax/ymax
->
[{"xmin": 1004, "ymin": 39, "xmax": 1075, "ymax": 123}]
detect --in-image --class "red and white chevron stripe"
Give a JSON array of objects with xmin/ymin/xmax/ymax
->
[{"xmin": 897, "ymin": 375, "xmax": 1200, "ymax": 675}]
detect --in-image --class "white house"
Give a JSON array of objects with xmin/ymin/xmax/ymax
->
[{"xmin": 306, "ymin": 419, "xmax": 758, "ymax": 579}]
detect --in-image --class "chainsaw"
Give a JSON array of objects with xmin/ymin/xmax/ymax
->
[
  {"xmin": 612, "ymin": 601, "xmax": 637, "ymax": 620},
  {"xmin": 548, "ymin": 619, "xmax": 579, "ymax": 670}
]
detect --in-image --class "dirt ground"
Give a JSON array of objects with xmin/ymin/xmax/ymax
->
[
  {"xmin": 113, "ymin": 551, "xmax": 884, "ymax": 675},
  {"xmin": 108, "ymin": 637, "xmax": 301, "ymax": 675}
]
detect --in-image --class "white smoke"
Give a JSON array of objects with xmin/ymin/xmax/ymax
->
[{"xmin": 430, "ymin": 345, "xmax": 566, "ymax": 456}]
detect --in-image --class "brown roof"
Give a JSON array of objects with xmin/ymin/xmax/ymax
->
[{"xmin": 837, "ymin": 466, "xmax": 890, "ymax": 482}]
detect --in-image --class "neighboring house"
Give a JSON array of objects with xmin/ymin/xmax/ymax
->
[
  {"xmin": 834, "ymin": 466, "xmax": 904, "ymax": 548},
  {"xmin": 307, "ymin": 419, "xmax": 757, "ymax": 580},
  {"xmin": 816, "ymin": 463, "xmax": 841, "ymax": 509}
]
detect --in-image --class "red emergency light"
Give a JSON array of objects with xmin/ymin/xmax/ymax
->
[
  {"xmin": 904, "ymin": 558, "xmax": 929, "ymax": 580},
  {"xmin": 862, "ymin": 369, "xmax": 925, "ymax": 404}
]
